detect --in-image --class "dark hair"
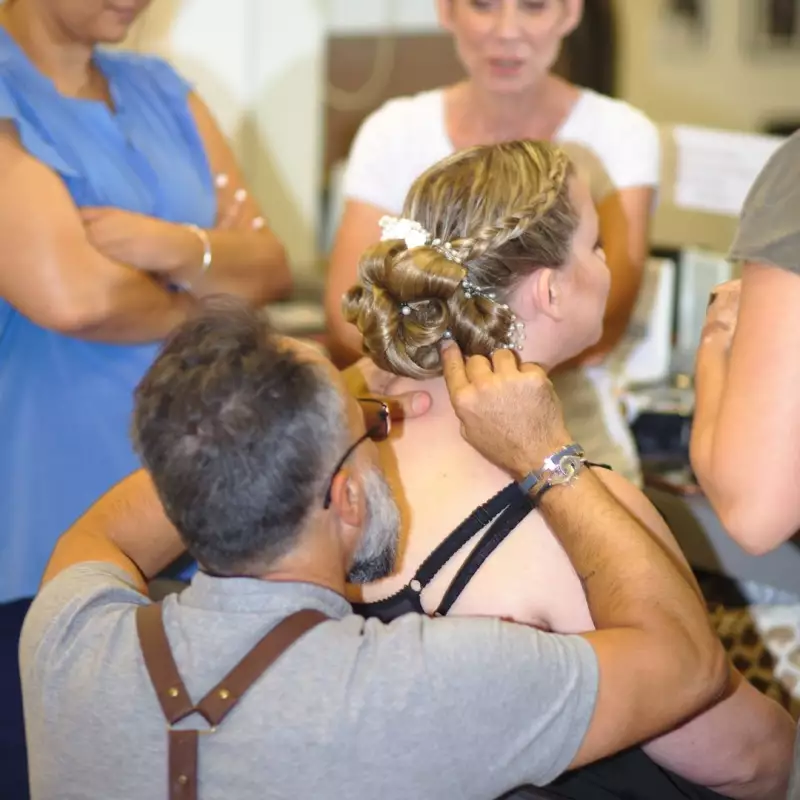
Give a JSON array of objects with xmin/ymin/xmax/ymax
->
[{"xmin": 131, "ymin": 299, "xmax": 345, "ymax": 575}]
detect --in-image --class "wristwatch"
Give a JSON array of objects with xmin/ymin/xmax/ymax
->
[{"xmin": 518, "ymin": 443, "xmax": 587, "ymax": 502}]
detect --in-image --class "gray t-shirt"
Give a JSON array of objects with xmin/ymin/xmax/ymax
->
[
  {"xmin": 729, "ymin": 129, "xmax": 800, "ymax": 273},
  {"xmin": 20, "ymin": 564, "xmax": 598, "ymax": 800}
]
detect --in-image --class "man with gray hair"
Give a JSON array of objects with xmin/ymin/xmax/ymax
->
[{"xmin": 20, "ymin": 301, "xmax": 728, "ymax": 800}]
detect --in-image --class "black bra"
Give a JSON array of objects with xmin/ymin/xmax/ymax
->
[
  {"xmin": 352, "ymin": 482, "xmax": 532, "ymax": 622},
  {"xmin": 353, "ymin": 465, "xmax": 611, "ymax": 624}
]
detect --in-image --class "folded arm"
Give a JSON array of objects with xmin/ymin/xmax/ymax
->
[
  {"xmin": 0, "ymin": 123, "xmax": 193, "ymax": 342},
  {"xmin": 163, "ymin": 92, "xmax": 291, "ymax": 304}
]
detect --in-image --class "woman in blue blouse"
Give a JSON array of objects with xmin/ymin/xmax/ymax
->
[{"xmin": 0, "ymin": 0, "xmax": 291, "ymax": 793}]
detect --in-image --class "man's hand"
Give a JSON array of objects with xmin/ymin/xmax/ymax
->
[{"xmin": 441, "ymin": 342, "xmax": 572, "ymax": 478}]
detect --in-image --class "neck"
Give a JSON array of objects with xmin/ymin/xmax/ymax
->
[
  {"xmin": 460, "ymin": 74, "xmax": 562, "ymax": 140},
  {"xmin": 255, "ymin": 524, "xmax": 350, "ymax": 598},
  {"xmin": 1, "ymin": 1, "xmax": 94, "ymax": 94}
]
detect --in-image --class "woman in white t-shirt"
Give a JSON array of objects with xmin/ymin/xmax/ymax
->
[{"xmin": 325, "ymin": 0, "xmax": 660, "ymax": 484}]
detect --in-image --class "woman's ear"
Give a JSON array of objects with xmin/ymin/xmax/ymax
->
[
  {"xmin": 529, "ymin": 268, "xmax": 565, "ymax": 323},
  {"xmin": 559, "ymin": 0, "xmax": 584, "ymax": 37}
]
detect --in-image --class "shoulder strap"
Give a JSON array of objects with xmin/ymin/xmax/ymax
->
[
  {"xmin": 434, "ymin": 493, "xmax": 533, "ymax": 617},
  {"xmin": 433, "ymin": 467, "xmax": 611, "ymax": 617},
  {"xmin": 136, "ymin": 603, "xmax": 329, "ymax": 800},
  {"xmin": 412, "ymin": 483, "xmax": 519, "ymax": 589},
  {"xmin": 194, "ymin": 609, "xmax": 328, "ymax": 725},
  {"xmin": 137, "ymin": 602, "xmax": 195, "ymax": 724}
]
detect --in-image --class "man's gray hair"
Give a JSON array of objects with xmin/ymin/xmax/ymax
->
[{"xmin": 131, "ymin": 299, "xmax": 349, "ymax": 575}]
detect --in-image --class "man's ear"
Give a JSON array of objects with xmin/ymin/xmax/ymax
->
[
  {"xmin": 328, "ymin": 468, "xmax": 364, "ymax": 529},
  {"xmin": 437, "ymin": 0, "xmax": 455, "ymax": 31},
  {"xmin": 559, "ymin": 0, "xmax": 584, "ymax": 37},
  {"xmin": 528, "ymin": 268, "xmax": 565, "ymax": 323}
]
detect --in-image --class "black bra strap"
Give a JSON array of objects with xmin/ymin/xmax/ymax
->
[
  {"xmin": 434, "ymin": 497, "xmax": 533, "ymax": 617},
  {"xmin": 411, "ymin": 483, "xmax": 521, "ymax": 589}
]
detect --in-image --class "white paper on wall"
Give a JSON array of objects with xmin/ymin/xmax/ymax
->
[
  {"xmin": 673, "ymin": 126, "xmax": 785, "ymax": 217},
  {"xmin": 617, "ymin": 258, "xmax": 676, "ymax": 387}
]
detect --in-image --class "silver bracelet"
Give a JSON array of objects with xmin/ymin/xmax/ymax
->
[
  {"xmin": 185, "ymin": 223, "xmax": 212, "ymax": 278},
  {"xmin": 518, "ymin": 443, "xmax": 587, "ymax": 502}
]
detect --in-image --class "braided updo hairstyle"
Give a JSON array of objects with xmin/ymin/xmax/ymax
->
[{"xmin": 343, "ymin": 140, "xmax": 578, "ymax": 379}]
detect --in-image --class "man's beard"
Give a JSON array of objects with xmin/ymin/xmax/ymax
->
[{"xmin": 347, "ymin": 467, "xmax": 400, "ymax": 584}]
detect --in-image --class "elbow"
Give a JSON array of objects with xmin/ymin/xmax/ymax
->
[
  {"xmin": 38, "ymin": 288, "xmax": 112, "ymax": 337},
  {"xmin": 676, "ymin": 624, "xmax": 730, "ymax": 717},
  {"xmin": 719, "ymin": 714, "xmax": 794, "ymax": 799},
  {"xmin": 713, "ymin": 495, "xmax": 796, "ymax": 556},
  {"xmin": 692, "ymin": 444, "xmax": 797, "ymax": 554},
  {"xmin": 696, "ymin": 638, "xmax": 730, "ymax": 712}
]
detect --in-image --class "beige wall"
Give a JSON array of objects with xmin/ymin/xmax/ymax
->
[
  {"xmin": 128, "ymin": 0, "xmax": 800, "ymax": 266},
  {"xmin": 618, "ymin": 0, "xmax": 799, "ymax": 133},
  {"xmin": 618, "ymin": 0, "xmax": 800, "ymax": 253}
]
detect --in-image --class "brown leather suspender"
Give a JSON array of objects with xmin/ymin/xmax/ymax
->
[{"xmin": 136, "ymin": 604, "xmax": 329, "ymax": 800}]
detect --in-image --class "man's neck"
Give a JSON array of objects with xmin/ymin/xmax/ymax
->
[
  {"xmin": 255, "ymin": 532, "xmax": 350, "ymax": 598},
  {"xmin": 257, "ymin": 567, "xmax": 347, "ymax": 599}
]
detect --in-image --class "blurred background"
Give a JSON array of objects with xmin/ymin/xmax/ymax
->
[{"xmin": 125, "ymin": 0, "xmax": 800, "ymax": 275}]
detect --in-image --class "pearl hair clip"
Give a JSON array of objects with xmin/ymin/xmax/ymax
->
[{"xmin": 379, "ymin": 215, "xmax": 526, "ymax": 351}]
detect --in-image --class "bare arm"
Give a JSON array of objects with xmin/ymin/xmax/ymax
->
[
  {"xmin": 0, "ymin": 123, "xmax": 193, "ymax": 342},
  {"xmin": 40, "ymin": 469, "xmax": 183, "ymax": 593},
  {"xmin": 691, "ymin": 262, "xmax": 800, "ymax": 553},
  {"xmin": 442, "ymin": 344, "xmax": 728, "ymax": 767},
  {"xmin": 107, "ymin": 92, "xmax": 291, "ymax": 305},
  {"xmin": 325, "ymin": 200, "xmax": 389, "ymax": 366},
  {"xmin": 538, "ymin": 471, "xmax": 728, "ymax": 769},
  {"xmin": 596, "ymin": 471, "xmax": 793, "ymax": 799}
]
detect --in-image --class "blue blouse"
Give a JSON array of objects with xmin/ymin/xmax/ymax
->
[{"xmin": 0, "ymin": 29, "xmax": 215, "ymax": 602}]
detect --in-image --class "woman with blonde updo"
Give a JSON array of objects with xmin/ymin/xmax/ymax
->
[
  {"xmin": 344, "ymin": 141, "xmax": 791, "ymax": 800},
  {"xmin": 329, "ymin": 0, "xmax": 660, "ymax": 486}
]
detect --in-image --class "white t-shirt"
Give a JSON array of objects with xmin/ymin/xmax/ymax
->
[
  {"xmin": 341, "ymin": 88, "xmax": 661, "ymax": 484},
  {"xmin": 343, "ymin": 87, "xmax": 660, "ymax": 215}
]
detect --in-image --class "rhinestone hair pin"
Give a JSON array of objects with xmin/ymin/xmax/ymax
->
[{"xmin": 378, "ymin": 215, "xmax": 526, "ymax": 351}]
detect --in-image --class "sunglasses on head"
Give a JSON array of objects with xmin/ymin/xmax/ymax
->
[{"xmin": 322, "ymin": 398, "xmax": 391, "ymax": 509}]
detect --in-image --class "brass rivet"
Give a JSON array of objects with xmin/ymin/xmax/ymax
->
[
  {"xmin": 218, "ymin": 688, "xmax": 230, "ymax": 700},
  {"xmin": 168, "ymin": 687, "xmax": 179, "ymax": 698},
  {"xmin": 177, "ymin": 775, "xmax": 188, "ymax": 785}
]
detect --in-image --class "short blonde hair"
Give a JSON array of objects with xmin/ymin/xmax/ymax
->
[{"xmin": 343, "ymin": 140, "xmax": 578, "ymax": 379}]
